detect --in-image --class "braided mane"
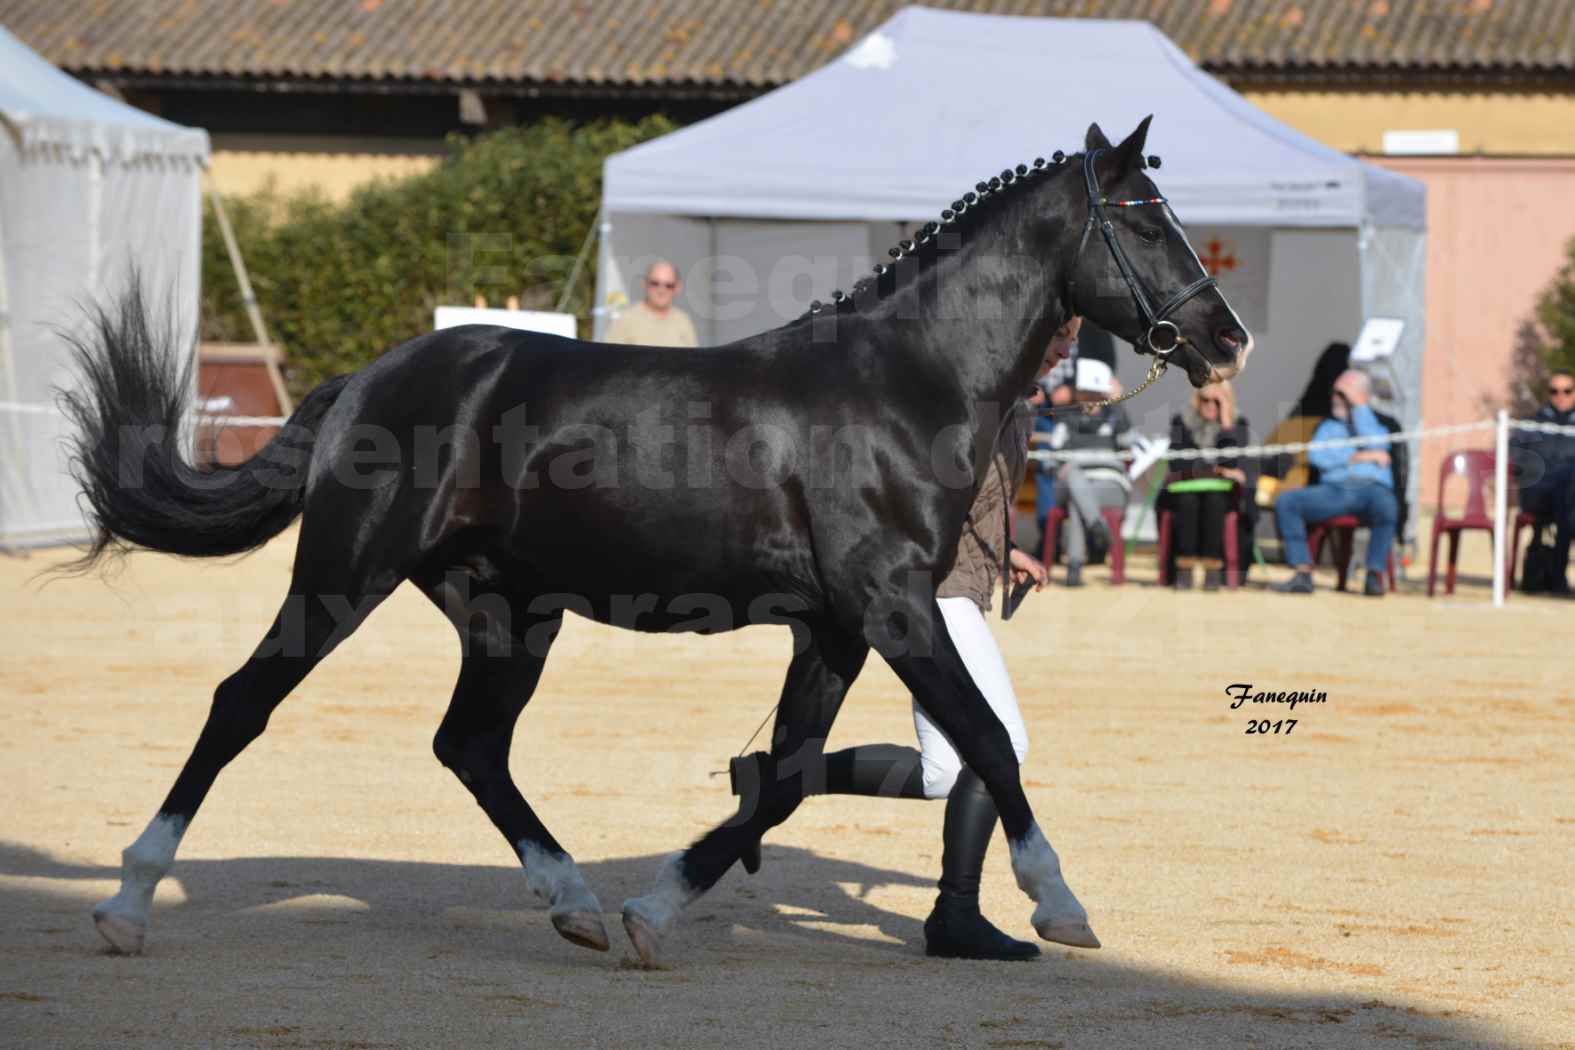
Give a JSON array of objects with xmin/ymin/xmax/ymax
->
[
  {"xmin": 796, "ymin": 146, "xmax": 1165, "ymax": 323},
  {"xmin": 801, "ymin": 150, "xmax": 1076, "ymax": 321}
]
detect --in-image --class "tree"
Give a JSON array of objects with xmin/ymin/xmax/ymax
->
[{"xmin": 201, "ymin": 116, "xmax": 675, "ymax": 397}]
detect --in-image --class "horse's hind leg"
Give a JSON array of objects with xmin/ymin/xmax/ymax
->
[
  {"xmin": 93, "ymin": 575, "xmax": 391, "ymax": 954},
  {"xmin": 416, "ymin": 570, "xmax": 607, "ymax": 953},
  {"xmin": 882, "ymin": 596, "xmax": 1097, "ymax": 949},
  {"xmin": 622, "ymin": 624, "xmax": 868, "ymax": 966}
]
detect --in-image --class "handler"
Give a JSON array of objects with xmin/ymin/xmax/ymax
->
[{"xmin": 732, "ymin": 318, "xmax": 1087, "ymax": 961}]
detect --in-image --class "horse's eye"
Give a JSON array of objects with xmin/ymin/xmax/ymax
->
[{"xmin": 1138, "ymin": 226, "xmax": 1163, "ymax": 245}]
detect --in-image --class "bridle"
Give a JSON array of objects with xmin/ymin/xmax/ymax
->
[
  {"xmin": 1008, "ymin": 150, "xmax": 1225, "ymax": 613},
  {"xmin": 1065, "ymin": 148, "xmax": 1218, "ymax": 357}
]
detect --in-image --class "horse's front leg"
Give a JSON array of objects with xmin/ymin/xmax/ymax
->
[
  {"xmin": 621, "ymin": 623, "xmax": 868, "ymax": 966},
  {"xmin": 878, "ymin": 594, "xmax": 1100, "ymax": 950}
]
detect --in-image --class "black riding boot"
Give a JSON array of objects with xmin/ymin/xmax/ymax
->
[
  {"xmin": 923, "ymin": 768, "xmax": 1040, "ymax": 961},
  {"xmin": 729, "ymin": 745, "xmax": 926, "ymax": 873}
]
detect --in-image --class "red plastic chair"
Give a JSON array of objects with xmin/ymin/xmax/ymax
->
[
  {"xmin": 1041, "ymin": 505, "xmax": 1125, "ymax": 585},
  {"xmin": 1426, "ymin": 449, "xmax": 1503, "ymax": 597},
  {"xmin": 1155, "ymin": 483, "xmax": 1243, "ymax": 589},
  {"xmin": 1308, "ymin": 517, "xmax": 1397, "ymax": 592}
]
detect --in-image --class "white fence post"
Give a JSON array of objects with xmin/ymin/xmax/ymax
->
[{"xmin": 1492, "ymin": 409, "xmax": 1509, "ymax": 608}]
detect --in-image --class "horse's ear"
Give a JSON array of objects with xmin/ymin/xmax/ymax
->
[
  {"xmin": 1084, "ymin": 123, "xmax": 1113, "ymax": 151},
  {"xmin": 1113, "ymin": 115, "xmax": 1153, "ymax": 172}
]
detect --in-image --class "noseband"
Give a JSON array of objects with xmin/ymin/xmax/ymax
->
[{"xmin": 1065, "ymin": 149, "xmax": 1218, "ymax": 356}]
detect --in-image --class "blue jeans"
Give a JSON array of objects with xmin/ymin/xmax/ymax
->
[
  {"xmin": 1276, "ymin": 481, "xmax": 1398, "ymax": 571},
  {"xmin": 1034, "ymin": 469, "xmax": 1056, "ymax": 548}
]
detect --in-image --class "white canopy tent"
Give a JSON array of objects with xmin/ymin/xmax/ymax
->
[
  {"xmin": 0, "ymin": 27, "xmax": 210, "ymax": 548},
  {"xmin": 598, "ymin": 7, "xmax": 1427, "ymax": 519}
]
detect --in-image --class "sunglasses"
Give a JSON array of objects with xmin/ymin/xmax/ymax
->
[
  {"xmin": 647, "ymin": 279, "xmax": 677, "ymax": 290},
  {"xmin": 1200, "ymin": 398, "xmax": 1224, "ymax": 408}
]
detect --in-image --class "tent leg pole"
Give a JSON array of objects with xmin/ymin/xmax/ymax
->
[
  {"xmin": 555, "ymin": 208, "xmax": 601, "ymax": 314},
  {"xmin": 205, "ymin": 176, "xmax": 270, "ymax": 348}
]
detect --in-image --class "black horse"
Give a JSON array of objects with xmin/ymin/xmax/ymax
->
[{"xmin": 65, "ymin": 118, "xmax": 1250, "ymax": 965}]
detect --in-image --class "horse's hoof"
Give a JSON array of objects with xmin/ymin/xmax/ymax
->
[
  {"xmin": 741, "ymin": 839, "xmax": 762, "ymax": 875},
  {"xmin": 551, "ymin": 908, "xmax": 610, "ymax": 952},
  {"xmin": 621, "ymin": 909, "xmax": 665, "ymax": 969},
  {"xmin": 1033, "ymin": 916, "xmax": 1101, "ymax": 949},
  {"xmin": 93, "ymin": 904, "xmax": 146, "ymax": 955}
]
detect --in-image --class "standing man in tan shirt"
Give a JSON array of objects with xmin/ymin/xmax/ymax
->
[{"xmin": 605, "ymin": 260, "xmax": 699, "ymax": 347}]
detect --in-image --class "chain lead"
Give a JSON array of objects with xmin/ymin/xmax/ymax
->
[{"xmin": 1072, "ymin": 355, "xmax": 1168, "ymax": 416}]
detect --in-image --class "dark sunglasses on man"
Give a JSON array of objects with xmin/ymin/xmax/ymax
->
[{"xmin": 647, "ymin": 279, "xmax": 677, "ymax": 290}]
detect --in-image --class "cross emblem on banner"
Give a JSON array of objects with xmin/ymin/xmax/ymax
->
[{"xmin": 1200, "ymin": 239, "xmax": 1237, "ymax": 277}]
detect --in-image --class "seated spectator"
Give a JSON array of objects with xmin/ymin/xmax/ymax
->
[
  {"xmin": 1273, "ymin": 370, "xmax": 1397, "ymax": 597},
  {"xmin": 605, "ymin": 259, "xmax": 699, "ymax": 347},
  {"xmin": 1031, "ymin": 363, "xmax": 1075, "ymax": 553},
  {"xmin": 1260, "ymin": 341, "xmax": 1352, "ymax": 493},
  {"xmin": 1161, "ymin": 380, "xmax": 1258, "ymax": 590},
  {"xmin": 1509, "ymin": 367, "xmax": 1575, "ymax": 594},
  {"xmin": 1046, "ymin": 359, "xmax": 1133, "ymax": 587}
]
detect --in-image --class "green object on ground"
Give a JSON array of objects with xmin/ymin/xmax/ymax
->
[{"xmin": 1164, "ymin": 478, "xmax": 1235, "ymax": 494}]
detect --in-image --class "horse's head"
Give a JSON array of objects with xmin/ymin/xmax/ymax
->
[{"xmin": 1068, "ymin": 118, "xmax": 1252, "ymax": 388}]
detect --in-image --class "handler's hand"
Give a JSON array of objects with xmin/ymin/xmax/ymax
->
[{"xmin": 1009, "ymin": 548, "xmax": 1048, "ymax": 590}]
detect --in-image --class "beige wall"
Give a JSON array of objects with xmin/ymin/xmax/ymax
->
[
  {"xmin": 207, "ymin": 134, "xmax": 445, "ymax": 201},
  {"xmin": 1367, "ymin": 157, "xmax": 1575, "ymax": 505},
  {"xmin": 1245, "ymin": 89, "xmax": 1575, "ymax": 156},
  {"xmin": 1247, "ymin": 88, "xmax": 1575, "ymax": 509},
  {"xmin": 208, "ymin": 91, "xmax": 1575, "ymax": 203}
]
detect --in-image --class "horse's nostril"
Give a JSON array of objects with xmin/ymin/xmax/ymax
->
[{"xmin": 1213, "ymin": 327, "xmax": 1253, "ymax": 375}]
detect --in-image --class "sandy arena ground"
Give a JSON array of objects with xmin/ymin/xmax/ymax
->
[{"xmin": 2, "ymin": 525, "xmax": 1570, "ymax": 1049}]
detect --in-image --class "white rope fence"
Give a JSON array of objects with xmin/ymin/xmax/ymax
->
[
  {"xmin": 192, "ymin": 415, "xmax": 290, "ymax": 427},
  {"xmin": 0, "ymin": 400, "xmax": 66, "ymax": 416},
  {"xmin": 6, "ymin": 400, "xmax": 1574, "ymax": 605},
  {"xmin": 1026, "ymin": 418, "xmax": 1500, "ymax": 464},
  {"xmin": 2, "ymin": 401, "xmax": 290, "ymax": 427},
  {"xmin": 1032, "ymin": 414, "xmax": 1575, "ymax": 608}
]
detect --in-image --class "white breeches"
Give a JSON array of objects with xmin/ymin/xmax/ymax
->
[{"xmin": 911, "ymin": 595, "xmax": 1031, "ymax": 799}]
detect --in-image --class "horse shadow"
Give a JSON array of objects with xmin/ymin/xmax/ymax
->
[
  {"xmin": 0, "ymin": 838, "xmax": 932, "ymax": 960},
  {"xmin": 0, "ymin": 840, "xmax": 1529, "ymax": 1048}
]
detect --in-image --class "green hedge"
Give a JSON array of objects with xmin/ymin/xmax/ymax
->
[
  {"xmin": 200, "ymin": 116, "xmax": 675, "ymax": 398},
  {"xmin": 1499, "ymin": 233, "xmax": 1575, "ymax": 415},
  {"xmin": 1534, "ymin": 234, "xmax": 1575, "ymax": 378}
]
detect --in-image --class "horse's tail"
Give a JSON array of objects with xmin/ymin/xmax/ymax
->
[{"xmin": 59, "ymin": 281, "xmax": 350, "ymax": 572}]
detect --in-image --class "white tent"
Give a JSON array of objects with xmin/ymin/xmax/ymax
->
[
  {"xmin": 0, "ymin": 27, "xmax": 210, "ymax": 548},
  {"xmin": 597, "ymin": 7, "xmax": 1426, "ymax": 517}
]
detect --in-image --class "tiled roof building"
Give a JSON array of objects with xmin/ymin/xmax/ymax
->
[{"xmin": 5, "ymin": 0, "xmax": 1572, "ymax": 92}]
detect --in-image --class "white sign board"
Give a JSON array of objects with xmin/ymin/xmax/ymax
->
[
  {"xmin": 1381, "ymin": 129, "xmax": 1459, "ymax": 156},
  {"xmin": 433, "ymin": 306, "xmax": 578, "ymax": 340},
  {"xmin": 1351, "ymin": 317, "xmax": 1405, "ymax": 363}
]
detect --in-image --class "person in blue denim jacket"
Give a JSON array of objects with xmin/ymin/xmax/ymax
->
[{"xmin": 1273, "ymin": 369, "xmax": 1397, "ymax": 597}]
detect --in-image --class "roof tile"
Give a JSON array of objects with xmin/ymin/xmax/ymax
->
[{"xmin": 2, "ymin": 0, "xmax": 1569, "ymax": 88}]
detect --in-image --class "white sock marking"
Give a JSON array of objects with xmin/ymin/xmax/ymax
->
[
  {"xmin": 1009, "ymin": 822, "xmax": 1088, "ymax": 925},
  {"xmin": 98, "ymin": 813, "xmax": 187, "ymax": 926},
  {"xmin": 518, "ymin": 841, "xmax": 600, "ymax": 918},
  {"xmin": 622, "ymin": 852, "xmax": 698, "ymax": 936}
]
